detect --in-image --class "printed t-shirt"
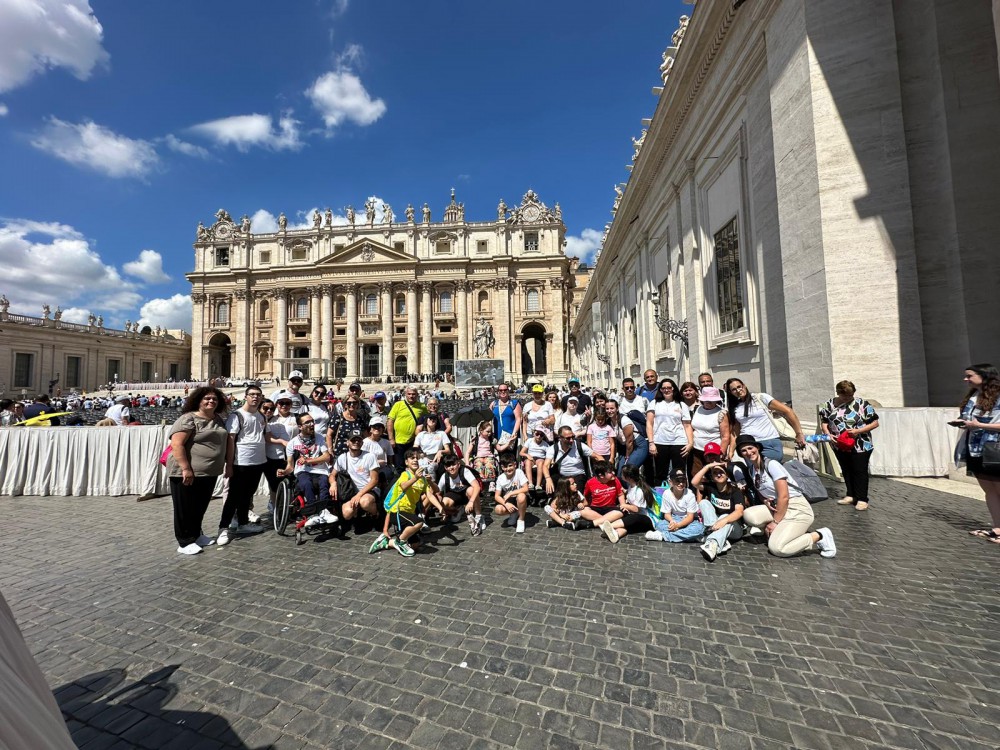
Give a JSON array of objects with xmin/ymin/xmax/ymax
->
[
  {"xmin": 388, "ymin": 399, "xmax": 426, "ymax": 444},
  {"xmin": 441, "ymin": 467, "xmax": 478, "ymax": 496},
  {"xmin": 226, "ymin": 409, "xmax": 267, "ymax": 466},
  {"xmin": 391, "ymin": 470, "xmax": 427, "ymax": 514},
  {"xmin": 584, "ymin": 476, "xmax": 622, "ymax": 508},
  {"xmin": 646, "ymin": 401, "xmax": 692, "ymax": 445},
  {"xmin": 732, "ymin": 392, "xmax": 780, "ymax": 441},
  {"xmin": 286, "ymin": 434, "xmax": 330, "ymax": 475},
  {"xmin": 415, "ymin": 430, "xmax": 449, "ymax": 458},
  {"xmin": 523, "ymin": 401, "xmax": 554, "ymax": 436},
  {"xmin": 587, "ymin": 423, "xmax": 616, "ymax": 455},
  {"xmin": 700, "ymin": 483, "xmax": 745, "ymax": 515},
  {"xmin": 334, "ymin": 451, "xmax": 379, "ymax": 491}
]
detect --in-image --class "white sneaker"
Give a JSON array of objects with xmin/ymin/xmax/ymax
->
[
  {"xmin": 318, "ymin": 509, "xmax": 339, "ymax": 524},
  {"xmin": 236, "ymin": 523, "xmax": 264, "ymax": 534},
  {"xmin": 177, "ymin": 543, "xmax": 202, "ymax": 555},
  {"xmin": 700, "ymin": 539, "xmax": 719, "ymax": 562},
  {"xmin": 248, "ymin": 510, "xmax": 261, "ymax": 523},
  {"xmin": 600, "ymin": 522, "xmax": 619, "ymax": 544},
  {"xmin": 816, "ymin": 528, "xmax": 837, "ymax": 558},
  {"xmin": 720, "ymin": 540, "xmax": 732, "ymax": 554},
  {"xmin": 515, "ymin": 520, "xmax": 525, "ymax": 534},
  {"xmin": 645, "ymin": 530, "xmax": 664, "ymax": 542},
  {"xmin": 747, "ymin": 526, "xmax": 763, "ymax": 536},
  {"xmin": 304, "ymin": 514, "xmax": 324, "ymax": 528},
  {"xmin": 195, "ymin": 535, "xmax": 215, "ymax": 547},
  {"xmin": 216, "ymin": 529, "xmax": 231, "ymax": 546}
]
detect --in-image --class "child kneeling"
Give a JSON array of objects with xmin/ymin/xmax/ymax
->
[{"xmin": 369, "ymin": 449, "xmax": 439, "ymax": 557}]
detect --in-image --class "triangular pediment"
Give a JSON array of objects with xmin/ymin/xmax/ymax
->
[{"xmin": 316, "ymin": 238, "xmax": 416, "ymax": 267}]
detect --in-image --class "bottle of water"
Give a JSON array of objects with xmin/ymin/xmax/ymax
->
[{"xmin": 805, "ymin": 434, "xmax": 832, "ymax": 443}]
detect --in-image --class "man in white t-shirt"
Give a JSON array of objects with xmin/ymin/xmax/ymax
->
[
  {"xmin": 618, "ymin": 377, "xmax": 648, "ymax": 416},
  {"xmin": 268, "ymin": 370, "xmax": 307, "ymax": 415},
  {"xmin": 218, "ymin": 385, "xmax": 268, "ymax": 544},
  {"xmin": 543, "ymin": 426, "xmax": 594, "ymax": 495},
  {"xmin": 104, "ymin": 395, "xmax": 131, "ymax": 426},
  {"xmin": 332, "ymin": 429, "xmax": 381, "ymax": 524},
  {"xmin": 280, "ymin": 412, "xmax": 337, "ymax": 526}
]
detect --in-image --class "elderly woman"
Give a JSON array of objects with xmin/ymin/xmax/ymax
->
[
  {"xmin": 736, "ymin": 434, "xmax": 836, "ymax": 558},
  {"xmin": 166, "ymin": 386, "xmax": 230, "ymax": 555},
  {"xmin": 955, "ymin": 364, "xmax": 1000, "ymax": 543},
  {"xmin": 725, "ymin": 378, "xmax": 805, "ymax": 462},
  {"xmin": 820, "ymin": 380, "xmax": 880, "ymax": 511}
]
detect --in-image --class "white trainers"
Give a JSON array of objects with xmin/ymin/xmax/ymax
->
[
  {"xmin": 515, "ymin": 520, "xmax": 525, "ymax": 534},
  {"xmin": 248, "ymin": 510, "xmax": 261, "ymax": 523},
  {"xmin": 816, "ymin": 527, "xmax": 837, "ymax": 558},
  {"xmin": 600, "ymin": 522, "xmax": 619, "ymax": 544},
  {"xmin": 700, "ymin": 539, "xmax": 719, "ymax": 562},
  {"xmin": 645, "ymin": 530, "xmax": 664, "ymax": 542},
  {"xmin": 177, "ymin": 543, "xmax": 202, "ymax": 555},
  {"xmin": 304, "ymin": 514, "xmax": 325, "ymax": 528},
  {"xmin": 236, "ymin": 523, "xmax": 264, "ymax": 534},
  {"xmin": 747, "ymin": 526, "xmax": 764, "ymax": 536},
  {"xmin": 318, "ymin": 509, "xmax": 339, "ymax": 524},
  {"xmin": 216, "ymin": 529, "xmax": 231, "ymax": 546},
  {"xmin": 720, "ymin": 540, "xmax": 732, "ymax": 554},
  {"xmin": 195, "ymin": 535, "xmax": 215, "ymax": 547}
]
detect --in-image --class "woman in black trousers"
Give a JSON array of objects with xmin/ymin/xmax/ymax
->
[{"xmin": 819, "ymin": 380, "xmax": 879, "ymax": 511}]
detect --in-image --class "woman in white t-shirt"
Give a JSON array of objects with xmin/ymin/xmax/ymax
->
[
  {"xmin": 725, "ymin": 378, "xmax": 805, "ymax": 462},
  {"xmin": 735, "ymin": 434, "xmax": 836, "ymax": 558},
  {"xmin": 689, "ymin": 386, "xmax": 730, "ymax": 477},
  {"xmin": 522, "ymin": 386, "xmax": 555, "ymax": 442},
  {"xmin": 646, "ymin": 378, "xmax": 693, "ymax": 485},
  {"xmin": 414, "ymin": 413, "xmax": 451, "ymax": 476}
]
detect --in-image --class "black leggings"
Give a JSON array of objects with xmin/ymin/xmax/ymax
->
[
  {"xmin": 835, "ymin": 449, "xmax": 872, "ymax": 504},
  {"xmin": 621, "ymin": 512, "xmax": 654, "ymax": 534},
  {"xmin": 653, "ymin": 444, "xmax": 686, "ymax": 485},
  {"xmin": 171, "ymin": 475, "xmax": 216, "ymax": 546}
]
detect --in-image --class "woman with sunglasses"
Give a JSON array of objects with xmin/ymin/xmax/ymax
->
[
  {"xmin": 165, "ymin": 386, "xmax": 230, "ymax": 555},
  {"xmin": 735, "ymin": 434, "xmax": 837, "ymax": 558},
  {"xmin": 306, "ymin": 384, "xmax": 332, "ymax": 436},
  {"xmin": 692, "ymin": 457, "xmax": 746, "ymax": 562},
  {"xmin": 327, "ymin": 395, "xmax": 370, "ymax": 458},
  {"xmin": 646, "ymin": 378, "xmax": 693, "ymax": 485}
]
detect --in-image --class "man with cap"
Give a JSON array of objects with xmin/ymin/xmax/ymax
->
[
  {"xmin": 269, "ymin": 371, "xmax": 306, "ymax": 415},
  {"xmin": 331, "ymin": 428, "xmax": 382, "ymax": 525},
  {"xmin": 369, "ymin": 391, "xmax": 390, "ymax": 426},
  {"xmin": 278, "ymin": 412, "xmax": 337, "ymax": 527},
  {"xmin": 104, "ymin": 394, "xmax": 131, "ymax": 426},
  {"xmin": 560, "ymin": 378, "xmax": 593, "ymax": 415}
]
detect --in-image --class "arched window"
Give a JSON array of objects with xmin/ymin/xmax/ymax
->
[
  {"xmin": 439, "ymin": 290, "xmax": 453, "ymax": 313},
  {"xmin": 335, "ymin": 297, "xmax": 346, "ymax": 317},
  {"xmin": 395, "ymin": 295, "xmax": 406, "ymax": 315},
  {"xmin": 478, "ymin": 290, "xmax": 490, "ymax": 312},
  {"xmin": 526, "ymin": 288, "xmax": 541, "ymax": 312},
  {"xmin": 216, "ymin": 301, "xmax": 229, "ymax": 325},
  {"xmin": 365, "ymin": 293, "xmax": 378, "ymax": 315},
  {"xmin": 259, "ymin": 300, "xmax": 270, "ymax": 321},
  {"xmin": 296, "ymin": 297, "xmax": 308, "ymax": 318}
]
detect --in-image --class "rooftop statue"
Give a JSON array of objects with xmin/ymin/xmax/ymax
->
[
  {"xmin": 405, "ymin": 204, "xmax": 415, "ymax": 222},
  {"xmin": 346, "ymin": 205, "xmax": 356, "ymax": 224},
  {"xmin": 278, "ymin": 212, "xmax": 287, "ymax": 230}
]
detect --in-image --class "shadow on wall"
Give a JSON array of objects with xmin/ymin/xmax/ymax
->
[{"xmin": 56, "ymin": 666, "xmax": 265, "ymax": 749}]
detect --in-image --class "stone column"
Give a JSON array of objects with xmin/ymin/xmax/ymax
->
[
  {"xmin": 406, "ymin": 282, "xmax": 418, "ymax": 377},
  {"xmin": 456, "ymin": 280, "xmax": 470, "ymax": 361},
  {"xmin": 345, "ymin": 283, "xmax": 359, "ymax": 379},
  {"xmin": 493, "ymin": 278, "xmax": 514, "ymax": 379},
  {"xmin": 309, "ymin": 286, "xmax": 322, "ymax": 379},
  {"xmin": 234, "ymin": 289, "xmax": 250, "ymax": 378},
  {"xmin": 191, "ymin": 293, "xmax": 206, "ymax": 379},
  {"xmin": 274, "ymin": 291, "xmax": 287, "ymax": 380},
  {"xmin": 419, "ymin": 282, "xmax": 433, "ymax": 374},
  {"xmin": 548, "ymin": 278, "xmax": 568, "ymax": 378},
  {"xmin": 380, "ymin": 282, "xmax": 393, "ymax": 377},
  {"xmin": 321, "ymin": 285, "xmax": 333, "ymax": 377}
]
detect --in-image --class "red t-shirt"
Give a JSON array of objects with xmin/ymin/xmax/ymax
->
[{"xmin": 584, "ymin": 476, "xmax": 622, "ymax": 508}]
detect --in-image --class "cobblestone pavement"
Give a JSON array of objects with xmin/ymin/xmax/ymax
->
[{"xmin": 1, "ymin": 477, "xmax": 998, "ymax": 750}]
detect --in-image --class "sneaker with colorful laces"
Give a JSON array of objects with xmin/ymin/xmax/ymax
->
[{"xmin": 368, "ymin": 534, "xmax": 390, "ymax": 554}]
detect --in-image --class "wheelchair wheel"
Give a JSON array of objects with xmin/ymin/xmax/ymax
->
[{"xmin": 274, "ymin": 480, "xmax": 291, "ymax": 535}]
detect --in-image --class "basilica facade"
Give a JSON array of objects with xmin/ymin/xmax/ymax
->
[{"xmin": 187, "ymin": 190, "xmax": 578, "ymax": 384}]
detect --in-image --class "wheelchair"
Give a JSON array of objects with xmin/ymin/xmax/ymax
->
[{"xmin": 273, "ymin": 473, "xmax": 338, "ymax": 546}]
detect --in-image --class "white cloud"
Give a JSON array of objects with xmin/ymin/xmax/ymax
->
[
  {"xmin": 164, "ymin": 134, "xmax": 210, "ymax": 159},
  {"xmin": 138, "ymin": 294, "xmax": 192, "ymax": 331},
  {"xmin": 307, "ymin": 70, "xmax": 386, "ymax": 130},
  {"xmin": 0, "ymin": 218, "xmax": 142, "ymax": 313},
  {"xmin": 31, "ymin": 117, "xmax": 159, "ymax": 178},
  {"xmin": 123, "ymin": 249, "xmax": 170, "ymax": 284},
  {"xmin": 0, "ymin": 103, "xmax": 8, "ymax": 117},
  {"xmin": 330, "ymin": 0, "xmax": 350, "ymax": 17},
  {"xmin": 565, "ymin": 227, "xmax": 603, "ymax": 266},
  {"xmin": 289, "ymin": 205, "xmax": 352, "ymax": 229},
  {"xmin": 189, "ymin": 112, "xmax": 302, "ymax": 152},
  {"xmin": 0, "ymin": 0, "xmax": 109, "ymax": 94},
  {"xmin": 59, "ymin": 306, "xmax": 92, "ymax": 324},
  {"xmin": 250, "ymin": 209, "xmax": 279, "ymax": 233}
]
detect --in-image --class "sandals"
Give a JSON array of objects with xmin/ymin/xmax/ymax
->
[{"xmin": 969, "ymin": 529, "xmax": 1000, "ymax": 539}]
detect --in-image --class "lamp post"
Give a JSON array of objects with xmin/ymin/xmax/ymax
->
[{"xmin": 652, "ymin": 297, "xmax": 689, "ymax": 355}]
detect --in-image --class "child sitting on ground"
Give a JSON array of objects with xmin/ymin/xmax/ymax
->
[
  {"xmin": 519, "ymin": 428, "xmax": 550, "ymax": 491},
  {"xmin": 544, "ymin": 476, "xmax": 585, "ymax": 529},
  {"xmin": 645, "ymin": 469, "xmax": 705, "ymax": 543},
  {"xmin": 577, "ymin": 461, "xmax": 626, "ymax": 529},
  {"xmin": 493, "ymin": 452, "xmax": 530, "ymax": 533},
  {"xmin": 596, "ymin": 464, "xmax": 656, "ymax": 543},
  {"xmin": 368, "ymin": 449, "xmax": 440, "ymax": 557}
]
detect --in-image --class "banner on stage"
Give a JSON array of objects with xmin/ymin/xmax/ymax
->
[{"xmin": 454, "ymin": 359, "xmax": 505, "ymax": 387}]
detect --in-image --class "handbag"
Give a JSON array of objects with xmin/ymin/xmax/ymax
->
[
  {"xmin": 982, "ymin": 442, "xmax": 1000, "ymax": 474},
  {"xmin": 754, "ymin": 395, "xmax": 797, "ymax": 442}
]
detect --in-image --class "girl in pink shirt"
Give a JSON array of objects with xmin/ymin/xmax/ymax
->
[{"xmin": 586, "ymin": 407, "xmax": 617, "ymax": 463}]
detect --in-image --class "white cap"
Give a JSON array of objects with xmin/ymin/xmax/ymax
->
[{"xmin": 288, "ymin": 370, "xmax": 304, "ymax": 380}]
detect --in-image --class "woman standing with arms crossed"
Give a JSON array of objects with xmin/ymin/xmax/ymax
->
[
  {"xmin": 954, "ymin": 364, "xmax": 1000, "ymax": 543},
  {"xmin": 166, "ymin": 386, "xmax": 230, "ymax": 555},
  {"xmin": 646, "ymin": 378, "xmax": 693, "ymax": 485},
  {"xmin": 819, "ymin": 380, "xmax": 879, "ymax": 511}
]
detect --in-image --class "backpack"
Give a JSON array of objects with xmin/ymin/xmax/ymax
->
[
  {"xmin": 383, "ymin": 471, "xmax": 413, "ymax": 512},
  {"xmin": 783, "ymin": 459, "xmax": 829, "ymax": 503},
  {"xmin": 626, "ymin": 409, "xmax": 647, "ymax": 429}
]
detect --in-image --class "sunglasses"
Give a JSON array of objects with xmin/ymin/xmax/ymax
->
[
  {"xmin": 300, "ymin": 420, "xmax": 315, "ymax": 426},
  {"xmin": 261, "ymin": 406, "xmax": 274, "ymax": 411}
]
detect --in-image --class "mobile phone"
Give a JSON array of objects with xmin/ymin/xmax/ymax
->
[{"xmin": 948, "ymin": 420, "xmax": 966, "ymax": 427}]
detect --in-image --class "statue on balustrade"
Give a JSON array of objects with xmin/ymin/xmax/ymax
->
[
  {"xmin": 313, "ymin": 210, "xmax": 322, "ymax": 228},
  {"xmin": 0, "ymin": 294, "xmax": 8, "ymax": 313},
  {"xmin": 346, "ymin": 205, "xmax": 356, "ymax": 225},
  {"xmin": 42, "ymin": 304, "xmax": 51, "ymax": 319},
  {"xmin": 383, "ymin": 203, "xmax": 394, "ymax": 224},
  {"xmin": 365, "ymin": 198, "xmax": 377, "ymax": 226},
  {"xmin": 405, "ymin": 204, "xmax": 415, "ymax": 222},
  {"xmin": 278, "ymin": 212, "xmax": 288, "ymax": 230},
  {"xmin": 54, "ymin": 307, "xmax": 62, "ymax": 321},
  {"xmin": 422, "ymin": 203, "xmax": 431, "ymax": 223}
]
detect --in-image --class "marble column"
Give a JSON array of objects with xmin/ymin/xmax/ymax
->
[
  {"xmin": 456, "ymin": 280, "xmax": 470, "ymax": 361},
  {"xmin": 548, "ymin": 278, "xmax": 567, "ymax": 377},
  {"xmin": 321, "ymin": 285, "xmax": 333, "ymax": 375},
  {"xmin": 380, "ymin": 282, "xmax": 393, "ymax": 377},
  {"xmin": 233, "ymin": 290, "xmax": 250, "ymax": 378},
  {"xmin": 274, "ymin": 291, "xmax": 287, "ymax": 380},
  {"xmin": 345, "ymin": 283, "xmax": 359, "ymax": 379},
  {"xmin": 493, "ymin": 278, "xmax": 514, "ymax": 378},
  {"xmin": 406, "ymin": 282, "xmax": 418, "ymax": 377},
  {"xmin": 309, "ymin": 286, "xmax": 321, "ymax": 379},
  {"xmin": 419, "ymin": 281, "xmax": 433, "ymax": 374},
  {"xmin": 191, "ymin": 293, "xmax": 206, "ymax": 379}
]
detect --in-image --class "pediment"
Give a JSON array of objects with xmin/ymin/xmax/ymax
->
[{"xmin": 316, "ymin": 239, "xmax": 415, "ymax": 267}]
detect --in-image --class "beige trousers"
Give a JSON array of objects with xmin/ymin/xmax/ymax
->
[{"xmin": 743, "ymin": 496, "xmax": 816, "ymax": 557}]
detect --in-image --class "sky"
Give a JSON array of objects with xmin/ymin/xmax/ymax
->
[{"xmin": 0, "ymin": 0, "xmax": 690, "ymax": 331}]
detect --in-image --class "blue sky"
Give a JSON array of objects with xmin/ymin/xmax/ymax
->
[{"xmin": 0, "ymin": 0, "xmax": 689, "ymax": 330}]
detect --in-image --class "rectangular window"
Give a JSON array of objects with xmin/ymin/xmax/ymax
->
[
  {"xmin": 170, "ymin": 363, "xmax": 179, "ymax": 380},
  {"xmin": 141, "ymin": 361, "xmax": 153, "ymax": 382},
  {"xmin": 477, "ymin": 240, "xmax": 488, "ymax": 253},
  {"xmin": 395, "ymin": 326, "xmax": 405, "ymax": 334},
  {"xmin": 435, "ymin": 240, "xmax": 450, "ymax": 254},
  {"xmin": 66, "ymin": 356, "xmax": 82, "ymax": 388},
  {"xmin": 291, "ymin": 247, "xmax": 307, "ymax": 261},
  {"xmin": 365, "ymin": 295, "xmax": 378, "ymax": 315},
  {"xmin": 440, "ymin": 325, "xmax": 452, "ymax": 333},
  {"xmin": 336, "ymin": 328, "xmax": 346, "ymax": 336},
  {"xmin": 215, "ymin": 247, "xmax": 229, "ymax": 266},
  {"xmin": 14, "ymin": 353, "xmax": 33, "ymax": 388},
  {"xmin": 336, "ymin": 300, "xmax": 346, "ymax": 317},
  {"xmin": 714, "ymin": 217, "xmax": 744, "ymax": 334},
  {"xmin": 524, "ymin": 232, "xmax": 539, "ymax": 252},
  {"xmin": 394, "ymin": 242, "xmax": 405, "ymax": 252},
  {"xmin": 259, "ymin": 250, "xmax": 271, "ymax": 264},
  {"xmin": 106, "ymin": 358, "xmax": 121, "ymax": 383}
]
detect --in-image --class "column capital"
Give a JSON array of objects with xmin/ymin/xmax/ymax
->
[
  {"xmin": 307, "ymin": 285, "xmax": 322, "ymax": 297},
  {"xmin": 342, "ymin": 282, "xmax": 359, "ymax": 295},
  {"xmin": 378, "ymin": 281, "xmax": 394, "ymax": 294},
  {"xmin": 455, "ymin": 279, "xmax": 471, "ymax": 292},
  {"xmin": 404, "ymin": 281, "xmax": 419, "ymax": 293},
  {"xmin": 493, "ymin": 277, "xmax": 516, "ymax": 290},
  {"xmin": 548, "ymin": 277, "xmax": 570, "ymax": 290},
  {"xmin": 318, "ymin": 283, "xmax": 333, "ymax": 295},
  {"xmin": 418, "ymin": 281, "xmax": 433, "ymax": 293},
  {"xmin": 191, "ymin": 293, "xmax": 206, "ymax": 303},
  {"xmin": 234, "ymin": 289, "xmax": 248, "ymax": 301}
]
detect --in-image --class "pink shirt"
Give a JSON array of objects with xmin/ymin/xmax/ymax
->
[{"xmin": 587, "ymin": 423, "xmax": 615, "ymax": 455}]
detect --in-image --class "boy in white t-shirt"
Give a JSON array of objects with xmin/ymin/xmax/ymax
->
[
  {"xmin": 361, "ymin": 422, "xmax": 394, "ymax": 467},
  {"xmin": 493, "ymin": 454, "xmax": 530, "ymax": 533},
  {"xmin": 645, "ymin": 470, "xmax": 706, "ymax": 542},
  {"xmin": 556, "ymin": 397, "xmax": 586, "ymax": 438}
]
